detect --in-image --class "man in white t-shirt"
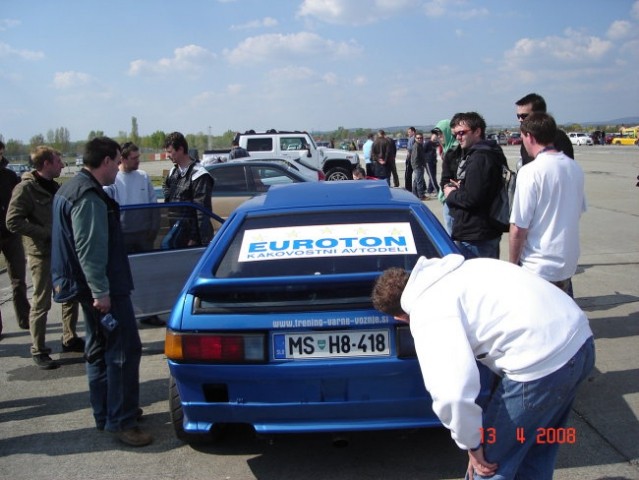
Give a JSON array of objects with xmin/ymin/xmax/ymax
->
[
  {"xmin": 104, "ymin": 142, "xmax": 162, "ymax": 326},
  {"xmin": 509, "ymin": 113, "xmax": 586, "ymax": 297},
  {"xmin": 104, "ymin": 142, "xmax": 159, "ymax": 252}
]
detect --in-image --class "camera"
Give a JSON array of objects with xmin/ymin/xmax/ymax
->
[{"xmin": 101, "ymin": 313, "xmax": 118, "ymax": 332}]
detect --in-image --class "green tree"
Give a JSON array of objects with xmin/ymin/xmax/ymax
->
[
  {"xmin": 4, "ymin": 138, "xmax": 24, "ymax": 156},
  {"xmin": 217, "ymin": 129, "xmax": 235, "ymax": 148},
  {"xmin": 29, "ymin": 134, "xmax": 46, "ymax": 150},
  {"xmin": 130, "ymin": 117, "xmax": 140, "ymax": 145},
  {"xmin": 54, "ymin": 127, "xmax": 71, "ymax": 153},
  {"xmin": 87, "ymin": 130, "xmax": 105, "ymax": 140},
  {"xmin": 147, "ymin": 130, "xmax": 166, "ymax": 149}
]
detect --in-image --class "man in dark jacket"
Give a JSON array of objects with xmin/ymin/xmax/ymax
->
[
  {"xmin": 443, "ymin": 112, "xmax": 507, "ymax": 259},
  {"xmin": 163, "ymin": 132, "xmax": 214, "ymax": 247},
  {"xmin": 515, "ymin": 93, "xmax": 573, "ymax": 166},
  {"xmin": 51, "ymin": 137, "xmax": 152, "ymax": 447},
  {"xmin": 410, "ymin": 132, "xmax": 427, "ymax": 199},
  {"xmin": 386, "ymin": 132, "xmax": 399, "ymax": 187},
  {"xmin": 0, "ymin": 140, "xmax": 31, "ymax": 338},
  {"xmin": 371, "ymin": 130, "xmax": 391, "ymax": 183}
]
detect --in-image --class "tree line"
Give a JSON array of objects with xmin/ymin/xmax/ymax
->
[{"xmin": 0, "ymin": 117, "xmax": 627, "ymax": 162}]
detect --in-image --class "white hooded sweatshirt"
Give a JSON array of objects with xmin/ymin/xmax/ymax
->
[{"xmin": 401, "ymin": 254, "xmax": 592, "ymax": 450}]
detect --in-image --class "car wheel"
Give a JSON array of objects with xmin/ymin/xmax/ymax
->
[
  {"xmin": 169, "ymin": 376, "xmax": 225, "ymax": 444},
  {"xmin": 325, "ymin": 167, "xmax": 351, "ymax": 181}
]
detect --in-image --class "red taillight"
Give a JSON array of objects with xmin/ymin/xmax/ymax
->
[
  {"xmin": 317, "ymin": 170, "xmax": 326, "ymax": 181},
  {"xmin": 166, "ymin": 331, "xmax": 266, "ymax": 363},
  {"xmin": 184, "ymin": 335, "xmax": 244, "ymax": 361}
]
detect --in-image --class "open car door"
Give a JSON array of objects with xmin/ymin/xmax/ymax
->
[{"xmin": 120, "ymin": 202, "xmax": 222, "ymax": 319}]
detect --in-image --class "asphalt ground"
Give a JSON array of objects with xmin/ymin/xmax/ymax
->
[{"xmin": 0, "ymin": 145, "xmax": 638, "ymax": 480}]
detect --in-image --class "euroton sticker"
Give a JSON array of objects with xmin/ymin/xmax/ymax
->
[{"xmin": 238, "ymin": 222, "xmax": 416, "ymax": 262}]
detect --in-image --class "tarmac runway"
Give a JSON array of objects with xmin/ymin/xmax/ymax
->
[{"xmin": 1, "ymin": 145, "xmax": 638, "ymax": 480}]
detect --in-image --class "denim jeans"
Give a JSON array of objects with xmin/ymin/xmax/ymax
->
[
  {"xmin": 551, "ymin": 278, "xmax": 574, "ymax": 298},
  {"xmin": 425, "ymin": 159, "xmax": 438, "ymax": 194},
  {"xmin": 456, "ymin": 237, "xmax": 501, "ymax": 259},
  {"xmin": 412, "ymin": 165, "xmax": 426, "ymax": 197},
  {"xmin": 473, "ymin": 337, "xmax": 595, "ymax": 480},
  {"xmin": 81, "ymin": 296, "xmax": 142, "ymax": 432},
  {"xmin": 442, "ymin": 202, "xmax": 453, "ymax": 236}
]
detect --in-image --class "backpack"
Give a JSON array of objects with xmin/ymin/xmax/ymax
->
[{"xmin": 488, "ymin": 163, "xmax": 517, "ymax": 232}]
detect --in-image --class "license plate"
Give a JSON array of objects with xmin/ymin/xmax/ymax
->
[{"xmin": 273, "ymin": 329, "xmax": 390, "ymax": 359}]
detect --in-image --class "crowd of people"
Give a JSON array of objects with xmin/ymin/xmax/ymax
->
[
  {"xmin": 369, "ymin": 92, "xmax": 590, "ymax": 479},
  {"xmin": 0, "ymin": 132, "xmax": 212, "ymax": 448},
  {"xmin": 1, "ymin": 93, "xmax": 592, "ymax": 473}
]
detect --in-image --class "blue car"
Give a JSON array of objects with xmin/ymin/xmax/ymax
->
[{"xmin": 163, "ymin": 181, "xmax": 487, "ymax": 443}]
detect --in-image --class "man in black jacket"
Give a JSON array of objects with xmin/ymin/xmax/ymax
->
[
  {"xmin": 443, "ymin": 112, "xmax": 507, "ymax": 259},
  {"xmin": 515, "ymin": 93, "xmax": 574, "ymax": 167},
  {"xmin": 0, "ymin": 141, "xmax": 31, "ymax": 338}
]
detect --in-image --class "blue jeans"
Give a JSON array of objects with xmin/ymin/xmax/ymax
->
[
  {"xmin": 474, "ymin": 337, "xmax": 595, "ymax": 480},
  {"xmin": 442, "ymin": 203, "xmax": 453, "ymax": 236},
  {"xmin": 456, "ymin": 237, "xmax": 501, "ymax": 259},
  {"xmin": 412, "ymin": 165, "xmax": 426, "ymax": 197},
  {"xmin": 425, "ymin": 160, "xmax": 438, "ymax": 194},
  {"xmin": 81, "ymin": 296, "xmax": 142, "ymax": 431}
]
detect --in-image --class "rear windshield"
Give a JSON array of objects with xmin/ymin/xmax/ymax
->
[{"xmin": 214, "ymin": 210, "xmax": 441, "ymax": 278}]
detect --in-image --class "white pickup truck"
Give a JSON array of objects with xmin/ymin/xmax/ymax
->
[{"xmin": 203, "ymin": 130, "xmax": 360, "ymax": 181}]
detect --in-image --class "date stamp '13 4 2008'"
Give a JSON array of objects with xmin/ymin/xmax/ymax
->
[{"xmin": 479, "ymin": 427, "xmax": 577, "ymax": 445}]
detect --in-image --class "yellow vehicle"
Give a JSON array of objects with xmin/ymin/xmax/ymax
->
[{"xmin": 612, "ymin": 126, "xmax": 639, "ymax": 145}]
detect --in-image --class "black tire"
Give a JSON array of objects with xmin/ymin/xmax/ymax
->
[
  {"xmin": 169, "ymin": 376, "xmax": 224, "ymax": 444},
  {"xmin": 325, "ymin": 166, "xmax": 351, "ymax": 181}
]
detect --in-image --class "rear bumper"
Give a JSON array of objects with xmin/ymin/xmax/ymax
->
[{"xmin": 169, "ymin": 358, "xmax": 441, "ymax": 435}]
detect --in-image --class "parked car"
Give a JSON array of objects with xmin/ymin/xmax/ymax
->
[
  {"xmin": 205, "ymin": 160, "xmax": 313, "ymax": 229},
  {"xmin": 610, "ymin": 126, "xmax": 638, "ymax": 145},
  {"xmin": 396, "ymin": 138, "xmax": 409, "ymax": 149},
  {"xmin": 487, "ymin": 133, "xmax": 507, "ymax": 145},
  {"xmin": 6, "ymin": 163, "xmax": 30, "ymax": 177},
  {"xmin": 605, "ymin": 133, "xmax": 621, "ymax": 144},
  {"xmin": 205, "ymin": 130, "xmax": 359, "ymax": 181},
  {"xmin": 568, "ymin": 132, "xmax": 594, "ymax": 146},
  {"xmin": 155, "ymin": 160, "xmax": 314, "ymax": 228},
  {"xmin": 507, "ymin": 132, "xmax": 523, "ymax": 145},
  {"xmin": 229, "ymin": 155, "xmax": 325, "ymax": 183},
  {"xmin": 75, "ymin": 156, "xmax": 84, "ymax": 167},
  {"xmin": 163, "ymin": 181, "xmax": 491, "ymax": 443}
]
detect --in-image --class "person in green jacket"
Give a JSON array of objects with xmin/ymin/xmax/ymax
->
[{"xmin": 7, "ymin": 146, "xmax": 82, "ymax": 369}]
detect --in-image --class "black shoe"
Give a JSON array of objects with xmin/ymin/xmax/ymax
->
[
  {"xmin": 62, "ymin": 336, "xmax": 85, "ymax": 353},
  {"xmin": 33, "ymin": 353, "xmax": 60, "ymax": 370}
]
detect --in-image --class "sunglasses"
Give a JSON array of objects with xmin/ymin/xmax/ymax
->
[
  {"xmin": 452, "ymin": 129, "xmax": 472, "ymax": 137},
  {"xmin": 516, "ymin": 113, "xmax": 530, "ymax": 120}
]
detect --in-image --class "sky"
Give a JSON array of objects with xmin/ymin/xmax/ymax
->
[{"xmin": 1, "ymin": 0, "xmax": 638, "ymax": 143}]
